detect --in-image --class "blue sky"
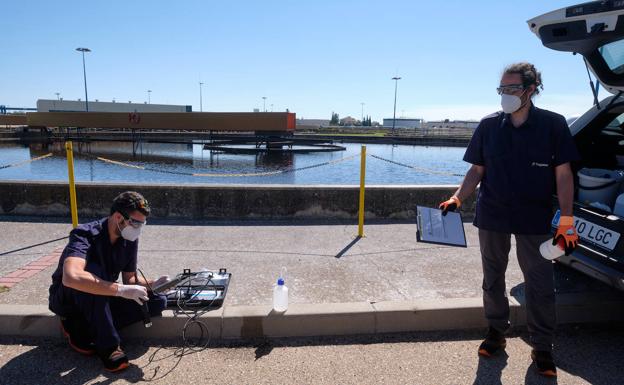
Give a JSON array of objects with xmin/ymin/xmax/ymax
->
[{"xmin": 0, "ymin": 0, "xmax": 613, "ymax": 121}]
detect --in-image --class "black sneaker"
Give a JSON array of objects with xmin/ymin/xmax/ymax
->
[
  {"xmin": 60, "ymin": 317, "xmax": 95, "ymax": 355},
  {"xmin": 478, "ymin": 327, "xmax": 506, "ymax": 357},
  {"xmin": 98, "ymin": 346, "xmax": 129, "ymax": 372},
  {"xmin": 531, "ymin": 350, "xmax": 557, "ymax": 377}
]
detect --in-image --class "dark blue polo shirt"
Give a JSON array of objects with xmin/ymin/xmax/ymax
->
[
  {"xmin": 49, "ymin": 218, "xmax": 138, "ymax": 313},
  {"xmin": 463, "ymin": 106, "xmax": 580, "ymax": 234}
]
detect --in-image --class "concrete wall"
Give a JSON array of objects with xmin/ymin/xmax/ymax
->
[{"xmin": 0, "ymin": 181, "xmax": 475, "ymax": 220}]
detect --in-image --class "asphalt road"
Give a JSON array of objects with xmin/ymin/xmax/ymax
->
[{"xmin": 1, "ymin": 324, "xmax": 622, "ymax": 385}]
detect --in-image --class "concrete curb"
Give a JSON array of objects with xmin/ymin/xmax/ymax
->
[{"xmin": 2, "ymin": 294, "xmax": 624, "ymax": 341}]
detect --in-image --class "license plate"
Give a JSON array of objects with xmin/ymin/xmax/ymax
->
[{"xmin": 552, "ymin": 210, "xmax": 621, "ymax": 251}]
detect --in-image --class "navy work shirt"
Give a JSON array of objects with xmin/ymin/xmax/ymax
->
[
  {"xmin": 463, "ymin": 106, "xmax": 580, "ymax": 235},
  {"xmin": 49, "ymin": 217, "xmax": 138, "ymax": 315}
]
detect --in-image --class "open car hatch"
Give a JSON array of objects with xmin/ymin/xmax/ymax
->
[{"xmin": 528, "ymin": 1, "xmax": 624, "ymax": 94}]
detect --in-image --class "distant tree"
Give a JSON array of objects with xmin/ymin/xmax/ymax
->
[{"xmin": 330, "ymin": 112, "xmax": 339, "ymax": 125}]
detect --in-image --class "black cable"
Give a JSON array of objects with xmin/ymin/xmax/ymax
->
[
  {"xmin": 174, "ymin": 271, "xmax": 219, "ymax": 350},
  {"xmin": 138, "ymin": 268, "xmax": 223, "ymax": 381}
]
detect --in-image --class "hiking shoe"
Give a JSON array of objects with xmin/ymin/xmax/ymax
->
[
  {"xmin": 478, "ymin": 327, "xmax": 506, "ymax": 357},
  {"xmin": 531, "ymin": 350, "xmax": 557, "ymax": 377},
  {"xmin": 98, "ymin": 346, "xmax": 129, "ymax": 372},
  {"xmin": 60, "ymin": 317, "xmax": 95, "ymax": 356}
]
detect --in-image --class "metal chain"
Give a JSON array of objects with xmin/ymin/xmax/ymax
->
[
  {"xmin": 368, "ymin": 153, "xmax": 465, "ymax": 177},
  {"xmin": 0, "ymin": 153, "xmax": 53, "ymax": 170}
]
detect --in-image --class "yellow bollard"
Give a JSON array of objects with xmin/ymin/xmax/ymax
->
[
  {"xmin": 358, "ymin": 145, "xmax": 366, "ymax": 237},
  {"xmin": 65, "ymin": 141, "xmax": 79, "ymax": 228}
]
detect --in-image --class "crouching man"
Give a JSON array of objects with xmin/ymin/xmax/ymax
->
[{"xmin": 48, "ymin": 191, "xmax": 170, "ymax": 372}]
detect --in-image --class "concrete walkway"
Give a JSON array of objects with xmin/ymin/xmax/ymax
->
[
  {"xmin": 0, "ymin": 217, "xmax": 539, "ymax": 305},
  {"xmin": 1, "ymin": 217, "xmax": 622, "ymax": 305},
  {"xmin": 0, "ymin": 217, "xmax": 623, "ymax": 340}
]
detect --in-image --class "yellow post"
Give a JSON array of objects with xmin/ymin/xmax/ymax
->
[
  {"xmin": 65, "ymin": 141, "xmax": 79, "ymax": 228},
  {"xmin": 358, "ymin": 145, "xmax": 366, "ymax": 237}
]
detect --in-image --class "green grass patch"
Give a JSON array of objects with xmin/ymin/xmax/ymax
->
[{"xmin": 0, "ymin": 285, "xmax": 10, "ymax": 293}]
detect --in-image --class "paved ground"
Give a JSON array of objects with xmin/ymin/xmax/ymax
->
[
  {"xmin": 1, "ymin": 324, "xmax": 623, "ymax": 385},
  {"xmin": 3, "ymin": 216, "xmax": 619, "ymax": 308},
  {"xmin": 1, "ymin": 217, "xmax": 624, "ymax": 384},
  {"xmin": 0, "ymin": 217, "xmax": 492, "ymax": 306}
]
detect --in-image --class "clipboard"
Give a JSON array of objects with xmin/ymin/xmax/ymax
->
[{"xmin": 416, "ymin": 205, "xmax": 467, "ymax": 248}]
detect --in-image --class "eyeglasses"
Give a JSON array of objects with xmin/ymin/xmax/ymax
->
[
  {"xmin": 496, "ymin": 84, "xmax": 525, "ymax": 95},
  {"xmin": 119, "ymin": 211, "xmax": 146, "ymax": 228}
]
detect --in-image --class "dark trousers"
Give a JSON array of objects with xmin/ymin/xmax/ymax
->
[
  {"xmin": 51, "ymin": 283, "xmax": 166, "ymax": 351},
  {"xmin": 479, "ymin": 228, "xmax": 556, "ymax": 352}
]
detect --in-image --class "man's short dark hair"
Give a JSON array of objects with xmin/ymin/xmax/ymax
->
[
  {"xmin": 110, "ymin": 191, "xmax": 150, "ymax": 217},
  {"xmin": 503, "ymin": 62, "xmax": 543, "ymax": 96}
]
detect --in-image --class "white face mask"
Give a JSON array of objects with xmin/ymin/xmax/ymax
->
[
  {"xmin": 117, "ymin": 219, "xmax": 144, "ymax": 242},
  {"xmin": 501, "ymin": 93, "xmax": 522, "ymax": 114}
]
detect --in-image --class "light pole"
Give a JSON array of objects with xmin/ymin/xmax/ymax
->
[
  {"xmin": 270, "ymin": 103, "xmax": 274, "ymax": 112},
  {"xmin": 55, "ymin": 92, "xmax": 60, "ymax": 100},
  {"xmin": 147, "ymin": 90, "xmax": 152, "ymax": 104},
  {"xmin": 262, "ymin": 96, "xmax": 267, "ymax": 112},
  {"xmin": 75, "ymin": 47, "xmax": 91, "ymax": 111},
  {"xmin": 391, "ymin": 76, "xmax": 401, "ymax": 135},
  {"xmin": 199, "ymin": 82, "xmax": 203, "ymax": 112},
  {"xmin": 361, "ymin": 102, "xmax": 365, "ymax": 124}
]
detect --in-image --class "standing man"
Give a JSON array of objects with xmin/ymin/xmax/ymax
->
[
  {"xmin": 439, "ymin": 62, "xmax": 579, "ymax": 377},
  {"xmin": 49, "ymin": 191, "xmax": 170, "ymax": 372}
]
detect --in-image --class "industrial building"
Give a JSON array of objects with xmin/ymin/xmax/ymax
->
[
  {"xmin": 382, "ymin": 118, "xmax": 423, "ymax": 129},
  {"xmin": 36, "ymin": 99, "xmax": 192, "ymax": 113},
  {"xmin": 422, "ymin": 120, "xmax": 479, "ymax": 130}
]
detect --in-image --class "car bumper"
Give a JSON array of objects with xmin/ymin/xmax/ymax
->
[{"xmin": 557, "ymin": 245, "xmax": 624, "ymax": 291}]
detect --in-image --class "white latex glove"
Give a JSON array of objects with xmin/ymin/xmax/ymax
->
[
  {"xmin": 152, "ymin": 275, "xmax": 171, "ymax": 289},
  {"xmin": 116, "ymin": 284, "xmax": 148, "ymax": 305}
]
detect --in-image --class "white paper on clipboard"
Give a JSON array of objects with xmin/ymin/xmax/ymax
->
[{"xmin": 416, "ymin": 206, "xmax": 467, "ymax": 247}]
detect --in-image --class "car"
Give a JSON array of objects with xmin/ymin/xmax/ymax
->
[{"xmin": 529, "ymin": 1, "xmax": 624, "ymax": 291}]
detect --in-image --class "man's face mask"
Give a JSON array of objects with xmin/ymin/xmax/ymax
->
[
  {"xmin": 117, "ymin": 213, "xmax": 146, "ymax": 242},
  {"xmin": 497, "ymin": 84, "xmax": 528, "ymax": 114}
]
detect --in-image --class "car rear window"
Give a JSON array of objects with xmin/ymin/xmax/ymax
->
[{"xmin": 600, "ymin": 38, "xmax": 624, "ymax": 75}]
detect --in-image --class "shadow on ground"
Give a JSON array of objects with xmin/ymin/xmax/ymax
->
[
  {"xmin": 517, "ymin": 323, "xmax": 624, "ymax": 385},
  {"xmin": 2, "ymin": 324, "xmax": 622, "ymax": 385},
  {"xmin": 0, "ymin": 339, "xmax": 148, "ymax": 385}
]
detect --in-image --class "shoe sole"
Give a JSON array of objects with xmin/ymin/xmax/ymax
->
[
  {"xmin": 537, "ymin": 369, "xmax": 557, "ymax": 378},
  {"xmin": 104, "ymin": 362, "xmax": 129, "ymax": 373},
  {"xmin": 60, "ymin": 324, "xmax": 95, "ymax": 356},
  {"xmin": 531, "ymin": 352, "xmax": 557, "ymax": 378},
  {"xmin": 478, "ymin": 342, "xmax": 506, "ymax": 357}
]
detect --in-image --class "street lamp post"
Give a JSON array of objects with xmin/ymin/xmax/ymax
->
[
  {"xmin": 147, "ymin": 90, "xmax": 152, "ymax": 104},
  {"xmin": 270, "ymin": 103, "xmax": 273, "ymax": 112},
  {"xmin": 391, "ymin": 76, "xmax": 401, "ymax": 135},
  {"xmin": 262, "ymin": 96, "xmax": 267, "ymax": 112},
  {"xmin": 361, "ymin": 102, "xmax": 365, "ymax": 124},
  {"xmin": 199, "ymin": 82, "xmax": 204, "ymax": 112},
  {"xmin": 55, "ymin": 92, "xmax": 60, "ymax": 100},
  {"xmin": 75, "ymin": 47, "xmax": 91, "ymax": 112}
]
